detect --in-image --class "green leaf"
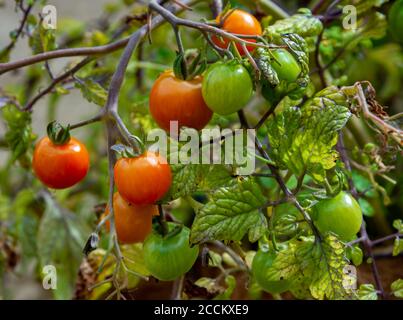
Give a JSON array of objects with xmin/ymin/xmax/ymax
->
[
  {"xmin": 254, "ymin": 47, "xmax": 279, "ymax": 86},
  {"xmin": 391, "ymin": 279, "xmax": 403, "ymax": 298},
  {"xmin": 214, "ymin": 275, "xmax": 236, "ymax": 300},
  {"xmin": 347, "ymin": 245, "xmax": 363, "ymax": 266},
  {"xmin": 1, "ymin": 104, "xmax": 36, "ymax": 163},
  {"xmin": 393, "ymin": 219, "xmax": 403, "ymax": 233},
  {"xmin": 190, "ymin": 178, "xmax": 267, "ymax": 244},
  {"xmin": 165, "ymin": 164, "xmax": 205, "ymax": 200},
  {"xmin": 37, "ymin": 193, "xmax": 90, "ymax": 300},
  {"xmin": 195, "ymin": 277, "xmax": 219, "ymax": 294},
  {"xmin": 264, "ymin": 8, "xmax": 323, "ymax": 51},
  {"xmin": 393, "ymin": 238, "xmax": 403, "ymax": 257},
  {"xmin": 281, "ymin": 33, "xmax": 309, "ymax": 81},
  {"xmin": 13, "ymin": 189, "xmax": 39, "ymax": 262},
  {"xmin": 266, "ymin": 235, "xmax": 354, "ymax": 300},
  {"xmin": 358, "ymin": 198, "xmax": 375, "ymax": 217},
  {"xmin": 267, "ymin": 86, "xmax": 351, "ymax": 182},
  {"xmin": 74, "ymin": 78, "xmax": 107, "ymax": 107},
  {"xmin": 207, "ymin": 250, "xmax": 222, "ymax": 268},
  {"xmin": 357, "ymin": 284, "xmax": 378, "ymax": 300},
  {"xmin": 120, "ymin": 244, "xmax": 150, "ymax": 277},
  {"xmin": 196, "ymin": 165, "xmax": 233, "ymax": 193}
]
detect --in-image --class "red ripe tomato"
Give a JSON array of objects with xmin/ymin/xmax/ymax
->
[
  {"xmin": 212, "ymin": 9, "xmax": 262, "ymax": 55},
  {"xmin": 32, "ymin": 136, "xmax": 89, "ymax": 189},
  {"xmin": 104, "ymin": 192, "xmax": 158, "ymax": 244},
  {"xmin": 149, "ymin": 70, "xmax": 212, "ymax": 131},
  {"xmin": 114, "ymin": 151, "xmax": 172, "ymax": 205}
]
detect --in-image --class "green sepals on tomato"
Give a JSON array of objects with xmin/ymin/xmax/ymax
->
[
  {"xmin": 202, "ymin": 60, "xmax": 253, "ymax": 115},
  {"xmin": 311, "ymin": 191, "xmax": 363, "ymax": 242},
  {"xmin": 46, "ymin": 120, "xmax": 71, "ymax": 145},
  {"xmin": 173, "ymin": 49, "xmax": 207, "ymax": 81},
  {"xmin": 143, "ymin": 223, "xmax": 199, "ymax": 281},
  {"xmin": 252, "ymin": 244, "xmax": 290, "ymax": 294}
]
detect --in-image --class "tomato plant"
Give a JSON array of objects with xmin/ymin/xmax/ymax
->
[
  {"xmin": 32, "ymin": 136, "xmax": 89, "ymax": 189},
  {"xmin": 212, "ymin": 9, "xmax": 262, "ymax": 55},
  {"xmin": 103, "ymin": 192, "xmax": 157, "ymax": 244},
  {"xmin": 311, "ymin": 191, "xmax": 363, "ymax": 242},
  {"xmin": 149, "ymin": 70, "xmax": 212, "ymax": 131},
  {"xmin": 143, "ymin": 223, "xmax": 199, "ymax": 281},
  {"xmin": 114, "ymin": 151, "xmax": 172, "ymax": 205},
  {"xmin": 202, "ymin": 61, "xmax": 253, "ymax": 115}
]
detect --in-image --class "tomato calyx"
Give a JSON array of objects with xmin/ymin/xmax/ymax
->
[
  {"xmin": 173, "ymin": 49, "xmax": 206, "ymax": 81},
  {"xmin": 47, "ymin": 121, "xmax": 71, "ymax": 145},
  {"xmin": 110, "ymin": 142, "xmax": 145, "ymax": 158},
  {"xmin": 153, "ymin": 216, "xmax": 183, "ymax": 238}
]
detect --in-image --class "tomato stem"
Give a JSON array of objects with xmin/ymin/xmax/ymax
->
[{"xmin": 157, "ymin": 204, "xmax": 169, "ymax": 236}]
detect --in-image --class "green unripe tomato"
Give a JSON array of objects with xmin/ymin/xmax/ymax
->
[
  {"xmin": 389, "ymin": 0, "xmax": 403, "ymax": 44},
  {"xmin": 202, "ymin": 61, "xmax": 253, "ymax": 115},
  {"xmin": 143, "ymin": 223, "xmax": 199, "ymax": 281},
  {"xmin": 271, "ymin": 49, "xmax": 301, "ymax": 82},
  {"xmin": 251, "ymin": 245, "xmax": 290, "ymax": 294},
  {"xmin": 311, "ymin": 191, "xmax": 363, "ymax": 242}
]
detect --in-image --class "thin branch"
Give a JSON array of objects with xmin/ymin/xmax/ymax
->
[
  {"xmin": 23, "ymin": 57, "xmax": 93, "ymax": 111},
  {"xmin": 254, "ymin": 103, "xmax": 277, "ymax": 130},
  {"xmin": 171, "ymin": 275, "xmax": 185, "ymax": 300},
  {"xmin": 336, "ymin": 131, "xmax": 358, "ymax": 198},
  {"xmin": 0, "ymin": 2, "xmax": 188, "ymax": 75},
  {"xmin": 70, "ymin": 113, "xmax": 103, "ymax": 130},
  {"xmin": 360, "ymin": 222, "xmax": 385, "ymax": 298},
  {"xmin": 314, "ymin": 29, "xmax": 327, "ymax": 88},
  {"xmin": 371, "ymin": 233, "xmax": 402, "ymax": 246},
  {"xmin": 208, "ymin": 240, "xmax": 248, "ymax": 271},
  {"xmin": 336, "ymin": 130, "xmax": 385, "ymax": 299},
  {"xmin": 149, "ymin": 0, "xmax": 283, "ymax": 51},
  {"xmin": 1, "ymin": 2, "xmax": 35, "ymax": 57}
]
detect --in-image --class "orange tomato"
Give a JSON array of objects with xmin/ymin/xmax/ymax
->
[
  {"xmin": 212, "ymin": 9, "xmax": 262, "ymax": 55},
  {"xmin": 32, "ymin": 136, "xmax": 89, "ymax": 189},
  {"xmin": 114, "ymin": 151, "xmax": 172, "ymax": 205},
  {"xmin": 149, "ymin": 70, "xmax": 212, "ymax": 131},
  {"xmin": 104, "ymin": 192, "xmax": 157, "ymax": 244}
]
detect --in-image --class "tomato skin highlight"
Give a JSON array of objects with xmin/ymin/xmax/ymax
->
[
  {"xmin": 104, "ymin": 192, "xmax": 157, "ymax": 244},
  {"xmin": 252, "ymin": 247, "xmax": 290, "ymax": 294},
  {"xmin": 143, "ymin": 223, "xmax": 199, "ymax": 281},
  {"xmin": 212, "ymin": 9, "xmax": 262, "ymax": 55},
  {"xmin": 32, "ymin": 136, "xmax": 89, "ymax": 189},
  {"xmin": 114, "ymin": 151, "xmax": 172, "ymax": 205},
  {"xmin": 312, "ymin": 191, "xmax": 363, "ymax": 241},
  {"xmin": 271, "ymin": 49, "xmax": 301, "ymax": 82},
  {"xmin": 150, "ymin": 71, "xmax": 213, "ymax": 131},
  {"xmin": 202, "ymin": 61, "xmax": 253, "ymax": 115}
]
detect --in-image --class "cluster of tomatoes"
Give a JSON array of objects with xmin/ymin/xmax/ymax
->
[
  {"xmin": 150, "ymin": 9, "xmax": 264, "ymax": 130},
  {"xmin": 31, "ymin": 9, "xmax": 363, "ymax": 286}
]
